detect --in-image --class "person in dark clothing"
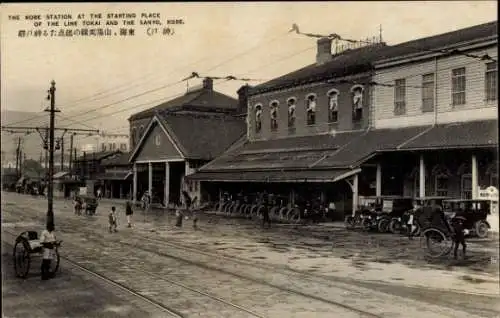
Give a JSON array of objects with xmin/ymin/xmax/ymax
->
[
  {"xmin": 451, "ymin": 216, "xmax": 467, "ymax": 259},
  {"xmin": 261, "ymin": 204, "xmax": 271, "ymax": 228},
  {"xmin": 125, "ymin": 201, "xmax": 134, "ymax": 228}
]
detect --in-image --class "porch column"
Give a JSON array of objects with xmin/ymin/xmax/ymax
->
[
  {"xmin": 352, "ymin": 174, "xmax": 359, "ymax": 216},
  {"xmin": 164, "ymin": 162, "xmax": 170, "ymax": 207},
  {"xmin": 185, "ymin": 161, "xmax": 194, "ymax": 176},
  {"xmin": 472, "ymin": 154, "xmax": 478, "ymax": 199},
  {"xmin": 110, "ymin": 182, "xmax": 114, "ymax": 199},
  {"xmin": 132, "ymin": 163, "xmax": 137, "ymax": 202},
  {"xmin": 119, "ymin": 183, "xmax": 123, "ymax": 199},
  {"xmin": 419, "ymin": 155, "xmax": 425, "ymax": 198},
  {"xmin": 376, "ymin": 164, "xmax": 382, "ymax": 197},
  {"xmin": 148, "ymin": 162, "xmax": 153, "ymax": 196}
]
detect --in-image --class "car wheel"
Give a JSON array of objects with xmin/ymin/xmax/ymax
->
[
  {"xmin": 389, "ymin": 218, "xmax": 401, "ymax": 234},
  {"xmin": 475, "ymin": 221, "xmax": 489, "ymax": 238},
  {"xmin": 378, "ymin": 218, "xmax": 390, "ymax": 233}
]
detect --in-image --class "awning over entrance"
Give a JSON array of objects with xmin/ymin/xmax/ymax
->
[
  {"xmin": 96, "ymin": 171, "xmax": 132, "ymax": 181},
  {"xmin": 187, "ymin": 168, "xmax": 360, "ymax": 183},
  {"xmin": 396, "ymin": 120, "xmax": 498, "ymax": 150}
]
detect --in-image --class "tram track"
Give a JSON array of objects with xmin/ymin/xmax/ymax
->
[
  {"xmin": 3, "ymin": 204, "xmax": 386, "ymax": 318},
  {"xmin": 2, "ymin": 198, "xmax": 488, "ymax": 318}
]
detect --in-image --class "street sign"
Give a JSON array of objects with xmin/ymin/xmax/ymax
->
[{"xmin": 478, "ymin": 186, "xmax": 498, "ymax": 201}]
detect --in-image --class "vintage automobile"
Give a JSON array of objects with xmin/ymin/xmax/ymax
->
[
  {"xmin": 442, "ymin": 199, "xmax": 491, "ymax": 238},
  {"xmin": 358, "ymin": 196, "xmax": 413, "ymax": 232}
]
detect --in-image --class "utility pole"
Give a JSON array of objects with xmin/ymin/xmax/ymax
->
[
  {"xmin": 45, "ymin": 80, "xmax": 59, "ymax": 228},
  {"xmin": 15, "ymin": 137, "xmax": 21, "ymax": 178},
  {"xmin": 60, "ymin": 137, "xmax": 65, "ymax": 171},
  {"xmin": 69, "ymin": 133, "xmax": 74, "ymax": 175}
]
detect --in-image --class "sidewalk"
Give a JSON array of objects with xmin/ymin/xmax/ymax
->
[{"xmin": 1, "ymin": 240, "xmax": 158, "ymax": 318}]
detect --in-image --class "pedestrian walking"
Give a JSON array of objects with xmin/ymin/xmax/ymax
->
[
  {"xmin": 40, "ymin": 222, "xmax": 57, "ymax": 280},
  {"xmin": 97, "ymin": 187, "xmax": 102, "ymax": 200},
  {"xmin": 175, "ymin": 202, "xmax": 183, "ymax": 227},
  {"xmin": 451, "ymin": 215, "xmax": 467, "ymax": 259},
  {"xmin": 262, "ymin": 204, "xmax": 271, "ymax": 229},
  {"xmin": 108, "ymin": 206, "xmax": 118, "ymax": 233},
  {"xmin": 125, "ymin": 201, "xmax": 134, "ymax": 228}
]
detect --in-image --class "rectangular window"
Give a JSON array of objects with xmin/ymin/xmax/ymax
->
[
  {"xmin": 421, "ymin": 73, "xmax": 434, "ymax": 112},
  {"xmin": 461, "ymin": 174, "xmax": 472, "ymax": 200},
  {"xmin": 394, "ymin": 79, "xmax": 406, "ymax": 115},
  {"xmin": 451, "ymin": 67, "xmax": 466, "ymax": 106},
  {"xmin": 486, "ymin": 61, "xmax": 497, "ymax": 101}
]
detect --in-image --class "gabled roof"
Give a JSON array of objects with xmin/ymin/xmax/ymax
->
[
  {"xmin": 129, "ymin": 88, "xmax": 238, "ymax": 121},
  {"xmin": 160, "ymin": 112, "xmax": 247, "ymax": 160},
  {"xmin": 249, "ymin": 21, "xmax": 497, "ymax": 96}
]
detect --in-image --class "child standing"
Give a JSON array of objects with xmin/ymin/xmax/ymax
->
[{"xmin": 108, "ymin": 206, "xmax": 118, "ymax": 233}]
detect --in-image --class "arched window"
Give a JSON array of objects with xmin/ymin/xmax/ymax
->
[
  {"xmin": 287, "ymin": 97, "xmax": 297, "ymax": 128},
  {"xmin": 351, "ymin": 85, "xmax": 364, "ymax": 121},
  {"xmin": 432, "ymin": 165, "xmax": 451, "ymax": 197},
  {"xmin": 327, "ymin": 89, "xmax": 339, "ymax": 123},
  {"xmin": 305, "ymin": 93, "xmax": 317, "ymax": 125},
  {"xmin": 254, "ymin": 104, "xmax": 262, "ymax": 133},
  {"xmin": 269, "ymin": 100, "xmax": 279, "ymax": 131}
]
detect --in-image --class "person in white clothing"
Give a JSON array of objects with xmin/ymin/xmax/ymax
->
[{"xmin": 40, "ymin": 222, "xmax": 57, "ymax": 280}]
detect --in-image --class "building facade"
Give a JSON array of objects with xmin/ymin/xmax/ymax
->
[
  {"xmin": 128, "ymin": 78, "xmax": 247, "ymax": 207},
  {"xmin": 188, "ymin": 21, "xmax": 498, "ymax": 219}
]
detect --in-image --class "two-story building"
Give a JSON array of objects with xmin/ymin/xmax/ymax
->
[
  {"xmin": 188, "ymin": 21, "xmax": 498, "ymax": 218},
  {"xmin": 128, "ymin": 78, "xmax": 247, "ymax": 206},
  {"xmin": 370, "ymin": 20, "xmax": 498, "ymax": 200}
]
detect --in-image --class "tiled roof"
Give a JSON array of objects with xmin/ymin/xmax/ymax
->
[
  {"xmin": 397, "ymin": 120, "xmax": 498, "ymax": 150},
  {"xmin": 187, "ymin": 168, "xmax": 353, "ymax": 183},
  {"xmin": 314, "ymin": 126, "xmax": 431, "ymax": 168},
  {"xmin": 249, "ymin": 44, "xmax": 388, "ymax": 95},
  {"xmin": 199, "ymin": 131, "xmax": 363, "ymax": 171},
  {"xmin": 129, "ymin": 88, "xmax": 239, "ymax": 121},
  {"xmin": 250, "ymin": 21, "xmax": 497, "ymax": 95},
  {"xmin": 101, "ymin": 152, "xmax": 131, "ymax": 167},
  {"xmin": 375, "ymin": 21, "xmax": 497, "ymax": 65},
  {"xmin": 162, "ymin": 112, "xmax": 247, "ymax": 160}
]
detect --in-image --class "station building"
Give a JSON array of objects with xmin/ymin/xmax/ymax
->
[
  {"xmin": 187, "ymin": 21, "xmax": 498, "ymax": 219},
  {"xmin": 128, "ymin": 78, "xmax": 247, "ymax": 206}
]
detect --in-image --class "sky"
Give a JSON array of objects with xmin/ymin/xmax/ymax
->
[{"xmin": 1, "ymin": 1, "xmax": 498, "ymax": 138}]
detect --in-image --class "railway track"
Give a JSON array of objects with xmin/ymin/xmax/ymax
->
[
  {"xmin": 2, "ymin": 197, "xmax": 486, "ymax": 318},
  {"xmin": 3, "ymin": 205, "xmax": 385, "ymax": 318}
]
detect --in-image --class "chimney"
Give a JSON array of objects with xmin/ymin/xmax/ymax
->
[
  {"xmin": 237, "ymin": 84, "xmax": 251, "ymax": 115},
  {"xmin": 316, "ymin": 37, "xmax": 333, "ymax": 64},
  {"xmin": 203, "ymin": 77, "xmax": 213, "ymax": 90}
]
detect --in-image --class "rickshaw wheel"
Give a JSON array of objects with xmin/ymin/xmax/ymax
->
[
  {"xmin": 422, "ymin": 228, "xmax": 453, "ymax": 258},
  {"xmin": 48, "ymin": 247, "xmax": 61, "ymax": 275},
  {"xmin": 475, "ymin": 221, "xmax": 489, "ymax": 238},
  {"xmin": 13, "ymin": 240, "xmax": 30, "ymax": 278}
]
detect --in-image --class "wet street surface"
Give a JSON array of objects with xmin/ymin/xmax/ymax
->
[{"xmin": 2, "ymin": 192, "xmax": 499, "ymax": 317}]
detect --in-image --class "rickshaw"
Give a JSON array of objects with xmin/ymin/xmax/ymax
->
[
  {"xmin": 13, "ymin": 231, "xmax": 62, "ymax": 278},
  {"xmin": 391, "ymin": 196, "xmax": 450, "ymax": 236},
  {"xmin": 78, "ymin": 195, "xmax": 98, "ymax": 215},
  {"xmin": 442, "ymin": 199, "xmax": 491, "ymax": 238}
]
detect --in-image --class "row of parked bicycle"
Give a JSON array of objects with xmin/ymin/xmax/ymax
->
[{"xmin": 344, "ymin": 196, "xmax": 492, "ymax": 239}]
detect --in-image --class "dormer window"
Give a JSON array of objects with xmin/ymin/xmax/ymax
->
[
  {"xmin": 270, "ymin": 101, "xmax": 279, "ymax": 131},
  {"xmin": 327, "ymin": 89, "xmax": 339, "ymax": 123},
  {"xmin": 306, "ymin": 94, "xmax": 317, "ymax": 125},
  {"xmin": 287, "ymin": 97, "xmax": 297, "ymax": 128},
  {"xmin": 351, "ymin": 85, "xmax": 364, "ymax": 121},
  {"xmin": 254, "ymin": 104, "xmax": 262, "ymax": 133}
]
